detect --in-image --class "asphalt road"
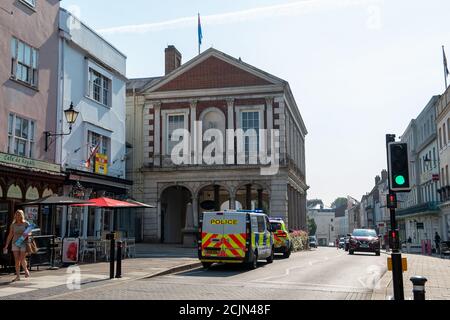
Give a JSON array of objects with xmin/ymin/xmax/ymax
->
[{"xmin": 49, "ymin": 247, "xmax": 387, "ymax": 300}]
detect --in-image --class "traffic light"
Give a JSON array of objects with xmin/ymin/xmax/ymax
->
[
  {"xmin": 387, "ymin": 193, "xmax": 397, "ymax": 209},
  {"xmin": 389, "ymin": 230, "xmax": 400, "ymax": 250},
  {"xmin": 388, "ymin": 142, "xmax": 411, "ymax": 192}
]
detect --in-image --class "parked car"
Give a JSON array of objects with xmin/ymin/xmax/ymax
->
[
  {"xmin": 348, "ymin": 229, "xmax": 380, "ymax": 256},
  {"xmin": 339, "ymin": 237, "xmax": 345, "ymax": 249},
  {"xmin": 309, "ymin": 236, "xmax": 317, "ymax": 248}
]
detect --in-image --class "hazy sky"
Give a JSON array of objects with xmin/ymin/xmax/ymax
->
[{"xmin": 61, "ymin": 0, "xmax": 450, "ymax": 207}]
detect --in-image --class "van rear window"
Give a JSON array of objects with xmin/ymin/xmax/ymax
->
[{"xmin": 270, "ymin": 223, "xmax": 282, "ymax": 231}]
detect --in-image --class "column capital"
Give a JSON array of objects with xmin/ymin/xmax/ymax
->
[
  {"xmin": 265, "ymin": 97, "xmax": 274, "ymax": 105},
  {"xmin": 226, "ymin": 98, "xmax": 235, "ymax": 107},
  {"xmin": 189, "ymin": 99, "xmax": 198, "ymax": 108}
]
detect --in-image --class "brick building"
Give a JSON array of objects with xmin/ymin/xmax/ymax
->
[{"xmin": 126, "ymin": 46, "xmax": 308, "ymax": 244}]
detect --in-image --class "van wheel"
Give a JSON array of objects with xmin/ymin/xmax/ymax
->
[
  {"xmin": 202, "ymin": 262, "xmax": 212, "ymax": 269},
  {"xmin": 266, "ymin": 248, "xmax": 275, "ymax": 264},
  {"xmin": 248, "ymin": 251, "xmax": 258, "ymax": 270}
]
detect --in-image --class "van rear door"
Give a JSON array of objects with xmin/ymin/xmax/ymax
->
[
  {"xmin": 201, "ymin": 212, "xmax": 224, "ymax": 258},
  {"xmin": 222, "ymin": 212, "xmax": 247, "ymax": 259}
]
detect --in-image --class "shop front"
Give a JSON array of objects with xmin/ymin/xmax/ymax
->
[
  {"xmin": 0, "ymin": 153, "xmax": 65, "ymax": 269},
  {"xmin": 63, "ymin": 169, "xmax": 133, "ymax": 241}
]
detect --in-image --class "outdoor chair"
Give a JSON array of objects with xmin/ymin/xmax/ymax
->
[
  {"xmin": 125, "ymin": 238, "xmax": 136, "ymax": 258},
  {"xmin": 441, "ymin": 242, "xmax": 450, "ymax": 259},
  {"xmin": 80, "ymin": 239, "xmax": 97, "ymax": 263}
]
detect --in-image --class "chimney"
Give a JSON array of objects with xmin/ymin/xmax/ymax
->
[
  {"xmin": 165, "ymin": 45, "xmax": 182, "ymax": 75},
  {"xmin": 375, "ymin": 175, "xmax": 381, "ymax": 185},
  {"xmin": 381, "ymin": 170, "xmax": 388, "ymax": 181}
]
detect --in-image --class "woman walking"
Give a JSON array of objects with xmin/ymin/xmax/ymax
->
[{"xmin": 2, "ymin": 210, "xmax": 31, "ymax": 282}]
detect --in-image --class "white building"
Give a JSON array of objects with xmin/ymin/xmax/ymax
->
[
  {"xmin": 55, "ymin": 9, "xmax": 131, "ymax": 239},
  {"xmin": 307, "ymin": 204, "xmax": 336, "ymax": 246},
  {"xmin": 398, "ymin": 96, "xmax": 442, "ymax": 246},
  {"xmin": 437, "ymin": 89, "xmax": 450, "ymax": 241}
]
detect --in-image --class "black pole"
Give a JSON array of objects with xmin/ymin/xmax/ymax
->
[
  {"xmin": 386, "ymin": 134, "xmax": 405, "ymax": 301},
  {"xmin": 410, "ymin": 276, "xmax": 427, "ymax": 300},
  {"xmin": 108, "ymin": 234, "xmax": 115, "ymax": 279},
  {"xmin": 116, "ymin": 241, "xmax": 122, "ymax": 279}
]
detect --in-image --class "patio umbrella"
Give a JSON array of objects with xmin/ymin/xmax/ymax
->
[
  {"xmin": 20, "ymin": 195, "xmax": 92, "ymax": 206},
  {"xmin": 124, "ymin": 199, "xmax": 156, "ymax": 208},
  {"xmin": 71, "ymin": 197, "xmax": 142, "ymax": 233}
]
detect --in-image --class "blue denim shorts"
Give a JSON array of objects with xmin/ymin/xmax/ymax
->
[{"xmin": 12, "ymin": 244, "xmax": 26, "ymax": 253}]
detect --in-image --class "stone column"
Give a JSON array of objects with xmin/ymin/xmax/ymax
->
[
  {"xmin": 246, "ymin": 184, "xmax": 252, "ymax": 210},
  {"xmin": 229, "ymin": 190, "xmax": 236, "ymax": 210},
  {"xmin": 258, "ymin": 189, "xmax": 263, "ymax": 211},
  {"xmin": 154, "ymin": 102, "xmax": 161, "ymax": 166},
  {"xmin": 227, "ymin": 98, "xmax": 235, "ymax": 164},
  {"xmin": 214, "ymin": 185, "xmax": 220, "ymax": 211},
  {"xmin": 190, "ymin": 100, "xmax": 198, "ymax": 165},
  {"xmin": 192, "ymin": 196, "xmax": 199, "ymax": 228}
]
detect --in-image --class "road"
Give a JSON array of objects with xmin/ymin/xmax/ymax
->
[{"xmin": 46, "ymin": 247, "xmax": 387, "ymax": 300}]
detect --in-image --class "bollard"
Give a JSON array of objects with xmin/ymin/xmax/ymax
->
[
  {"xmin": 115, "ymin": 241, "xmax": 122, "ymax": 279},
  {"xmin": 410, "ymin": 276, "xmax": 427, "ymax": 300},
  {"xmin": 106, "ymin": 233, "xmax": 115, "ymax": 279}
]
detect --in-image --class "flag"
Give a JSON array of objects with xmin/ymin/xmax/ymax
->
[
  {"xmin": 444, "ymin": 46, "xmax": 450, "ymax": 77},
  {"xmin": 198, "ymin": 13, "xmax": 203, "ymax": 47},
  {"xmin": 85, "ymin": 144, "xmax": 100, "ymax": 168}
]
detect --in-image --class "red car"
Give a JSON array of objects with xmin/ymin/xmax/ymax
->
[{"xmin": 348, "ymin": 229, "xmax": 381, "ymax": 256}]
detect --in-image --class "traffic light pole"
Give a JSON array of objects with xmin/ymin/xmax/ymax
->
[{"xmin": 386, "ymin": 134, "xmax": 405, "ymax": 301}]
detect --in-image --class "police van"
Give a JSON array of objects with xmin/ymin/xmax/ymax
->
[{"xmin": 198, "ymin": 210, "xmax": 275, "ymax": 270}]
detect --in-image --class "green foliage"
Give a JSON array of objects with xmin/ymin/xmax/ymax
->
[
  {"xmin": 331, "ymin": 197, "xmax": 347, "ymax": 209},
  {"xmin": 307, "ymin": 217, "xmax": 317, "ymax": 236}
]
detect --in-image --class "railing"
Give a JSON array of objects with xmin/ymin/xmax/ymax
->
[{"xmin": 396, "ymin": 201, "xmax": 441, "ymax": 217}]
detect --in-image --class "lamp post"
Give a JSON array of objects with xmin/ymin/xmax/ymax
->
[{"xmin": 44, "ymin": 102, "xmax": 79, "ymax": 152}]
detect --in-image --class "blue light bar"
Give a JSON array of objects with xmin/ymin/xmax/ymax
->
[{"xmin": 237, "ymin": 209, "xmax": 264, "ymax": 213}]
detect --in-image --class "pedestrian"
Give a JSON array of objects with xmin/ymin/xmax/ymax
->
[
  {"xmin": 407, "ymin": 236, "xmax": 412, "ymax": 253},
  {"xmin": 2, "ymin": 210, "xmax": 31, "ymax": 282},
  {"xmin": 335, "ymin": 238, "xmax": 339, "ymax": 249},
  {"xmin": 435, "ymin": 232, "xmax": 441, "ymax": 255}
]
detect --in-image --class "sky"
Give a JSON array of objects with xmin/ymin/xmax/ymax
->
[{"xmin": 61, "ymin": 0, "xmax": 450, "ymax": 207}]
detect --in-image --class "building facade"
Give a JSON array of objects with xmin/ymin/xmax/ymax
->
[
  {"xmin": 127, "ymin": 46, "xmax": 308, "ymax": 244},
  {"xmin": 56, "ymin": 9, "xmax": 132, "ymax": 239},
  {"xmin": 397, "ymin": 96, "xmax": 442, "ymax": 247},
  {"xmin": 0, "ymin": 0, "xmax": 65, "ymax": 236},
  {"xmin": 437, "ymin": 88, "xmax": 450, "ymax": 241}
]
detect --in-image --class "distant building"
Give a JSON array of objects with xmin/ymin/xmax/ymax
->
[{"xmin": 307, "ymin": 204, "xmax": 336, "ymax": 246}]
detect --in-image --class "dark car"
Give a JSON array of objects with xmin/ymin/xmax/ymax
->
[{"xmin": 348, "ymin": 229, "xmax": 380, "ymax": 256}]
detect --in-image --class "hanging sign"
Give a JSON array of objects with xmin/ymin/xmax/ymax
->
[{"xmin": 95, "ymin": 154, "xmax": 108, "ymax": 175}]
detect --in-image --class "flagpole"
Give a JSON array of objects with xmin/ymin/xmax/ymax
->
[{"xmin": 444, "ymin": 45, "xmax": 448, "ymax": 89}]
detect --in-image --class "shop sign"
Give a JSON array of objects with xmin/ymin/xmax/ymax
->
[
  {"xmin": 0, "ymin": 152, "xmax": 60, "ymax": 173},
  {"xmin": 95, "ymin": 153, "xmax": 108, "ymax": 175},
  {"xmin": 62, "ymin": 238, "xmax": 80, "ymax": 264}
]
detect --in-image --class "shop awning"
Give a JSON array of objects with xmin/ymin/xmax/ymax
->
[{"xmin": 20, "ymin": 195, "xmax": 91, "ymax": 206}]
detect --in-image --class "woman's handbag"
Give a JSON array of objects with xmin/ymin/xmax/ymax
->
[{"xmin": 26, "ymin": 239, "xmax": 38, "ymax": 255}]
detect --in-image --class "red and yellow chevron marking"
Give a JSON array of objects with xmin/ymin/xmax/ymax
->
[
  {"xmin": 202, "ymin": 233, "xmax": 222, "ymax": 249},
  {"xmin": 222, "ymin": 234, "xmax": 247, "ymax": 258}
]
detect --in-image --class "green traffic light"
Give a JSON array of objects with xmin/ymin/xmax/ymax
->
[{"xmin": 395, "ymin": 175, "xmax": 406, "ymax": 186}]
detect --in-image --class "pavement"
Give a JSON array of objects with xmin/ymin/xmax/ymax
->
[
  {"xmin": 0, "ymin": 244, "xmax": 200, "ymax": 300},
  {"xmin": 372, "ymin": 251, "xmax": 450, "ymax": 300}
]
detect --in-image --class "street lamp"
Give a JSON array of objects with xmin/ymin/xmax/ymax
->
[{"xmin": 45, "ymin": 102, "xmax": 79, "ymax": 152}]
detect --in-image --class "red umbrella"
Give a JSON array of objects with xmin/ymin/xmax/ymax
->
[
  {"xmin": 71, "ymin": 197, "xmax": 140, "ymax": 234},
  {"xmin": 71, "ymin": 197, "xmax": 139, "ymax": 208}
]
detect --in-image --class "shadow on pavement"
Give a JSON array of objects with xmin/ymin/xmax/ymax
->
[{"xmin": 174, "ymin": 261, "xmax": 275, "ymax": 278}]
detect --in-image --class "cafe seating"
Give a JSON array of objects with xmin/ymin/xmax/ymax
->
[{"xmin": 80, "ymin": 239, "xmax": 97, "ymax": 263}]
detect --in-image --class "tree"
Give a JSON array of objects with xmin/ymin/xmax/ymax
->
[
  {"xmin": 331, "ymin": 197, "xmax": 347, "ymax": 209},
  {"xmin": 307, "ymin": 217, "xmax": 317, "ymax": 236}
]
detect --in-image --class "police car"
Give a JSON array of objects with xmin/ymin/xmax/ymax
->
[
  {"xmin": 269, "ymin": 218, "xmax": 292, "ymax": 258},
  {"xmin": 198, "ymin": 210, "xmax": 275, "ymax": 270}
]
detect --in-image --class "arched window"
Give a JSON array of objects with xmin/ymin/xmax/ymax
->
[{"xmin": 444, "ymin": 123, "xmax": 448, "ymax": 146}]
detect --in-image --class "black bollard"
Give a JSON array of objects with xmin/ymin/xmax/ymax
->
[
  {"xmin": 106, "ymin": 233, "xmax": 115, "ymax": 279},
  {"xmin": 116, "ymin": 241, "xmax": 122, "ymax": 279},
  {"xmin": 410, "ymin": 276, "xmax": 428, "ymax": 300}
]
